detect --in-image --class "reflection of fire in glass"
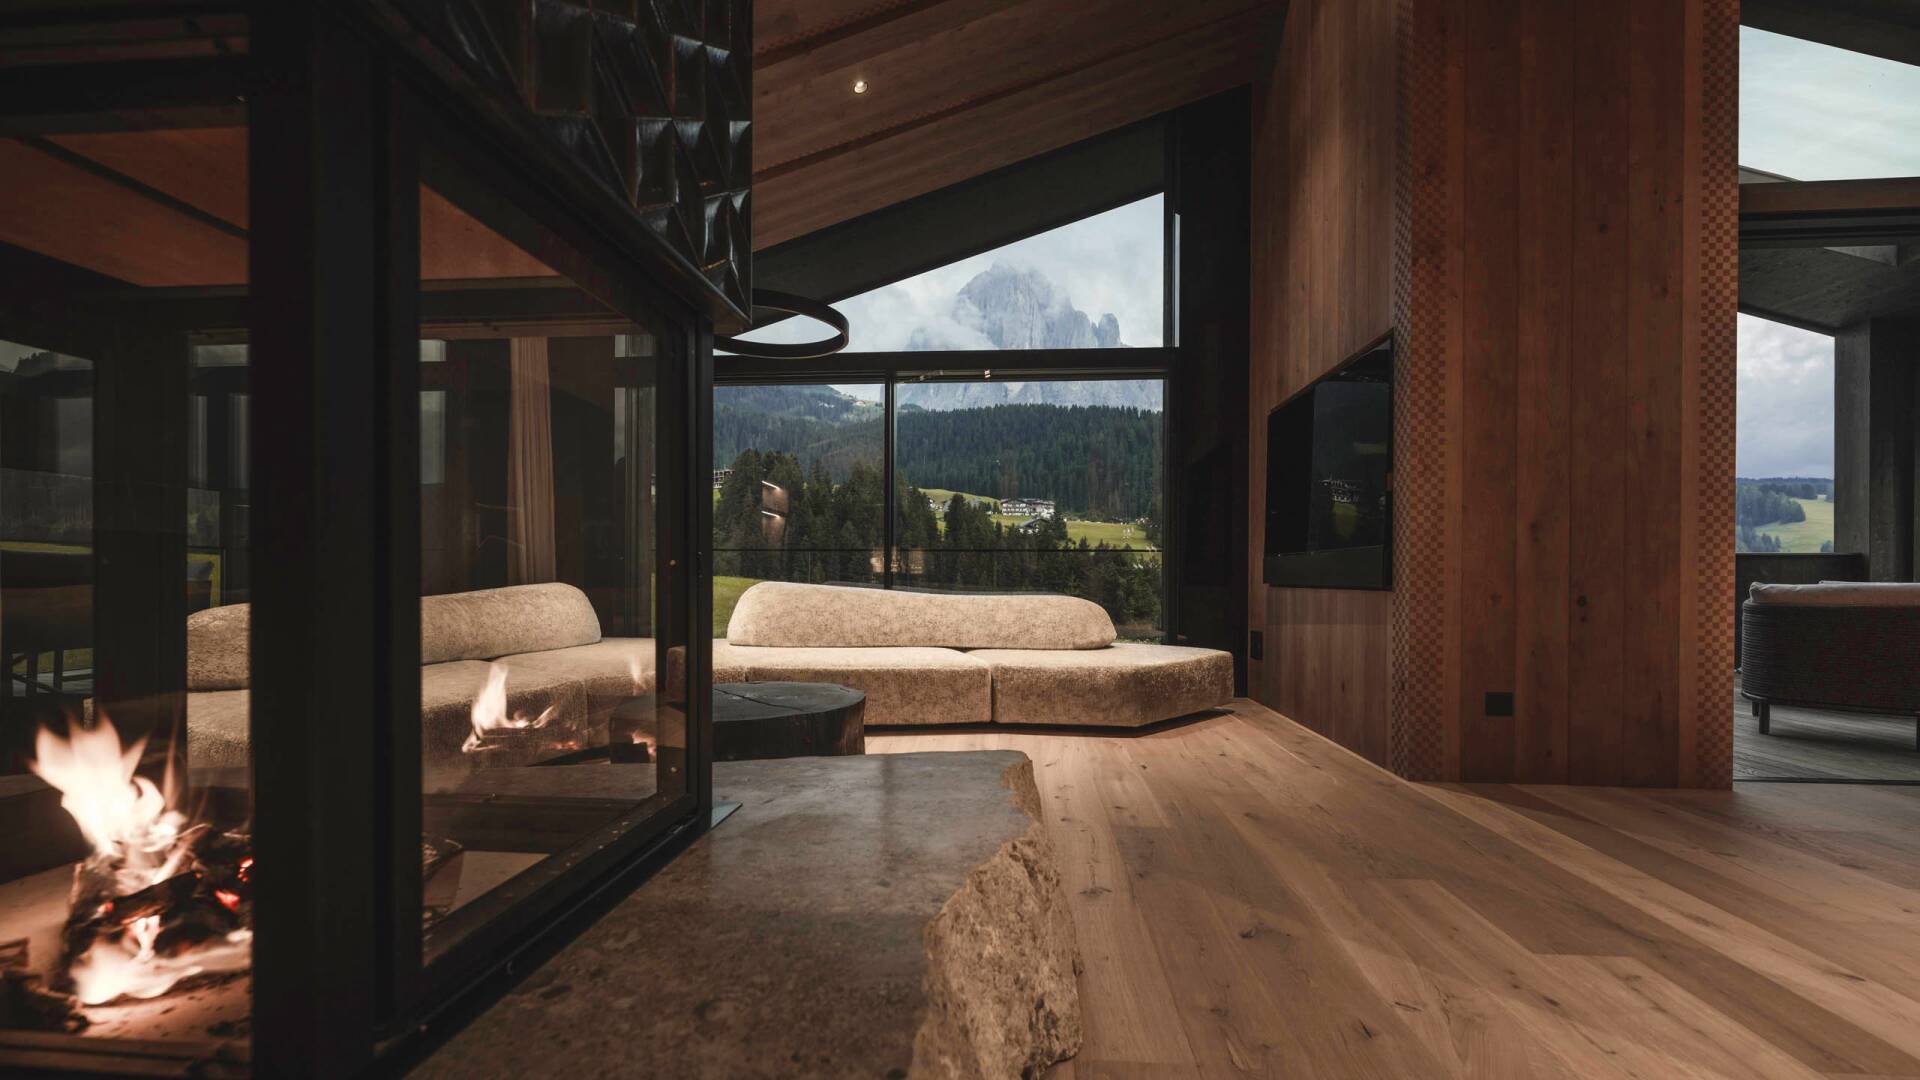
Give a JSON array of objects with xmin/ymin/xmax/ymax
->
[
  {"xmin": 461, "ymin": 661, "xmax": 558, "ymax": 754},
  {"xmin": 26, "ymin": 715, "xmax": 252, "ymax": 1015}
]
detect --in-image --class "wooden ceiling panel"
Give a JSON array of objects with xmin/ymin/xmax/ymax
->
[
  {"xmin": 756, "ymin": 0, "xmax": 1271, "ymax": 174},
  {"xmin": 754, "ymin": 7, "xmax": 1269, "ymax": 247},
  {"xmin": 0, "ymin": 137, "xmax": 245, "ymax": 286},
  {"xmin": 48, "ymin": 127, "xmax": 249, "ymax": 228}
]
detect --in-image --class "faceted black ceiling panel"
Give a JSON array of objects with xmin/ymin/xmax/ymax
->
[{"xmin": 398, "ymin": 0, "xmax": 752, "ymax": 318}]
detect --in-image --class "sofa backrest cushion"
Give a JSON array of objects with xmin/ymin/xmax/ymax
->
[
  {"xmin": 187, "ymin": 603, "xmax": 251, "ymax": 691},
  {"xmin": 725, "ymin": 581, "xmax": 1115, "ymax": 650},
  {"xmin": 1748, "ymin": 581, "xmax": 1920, "ymax": 607},
  {"xmin": 187, "ymin": 583, "xmax": 603, "ymax": 690},
  {"xmin": 421, "ymin": 583, "xmax": 603, "ymax": 664}
]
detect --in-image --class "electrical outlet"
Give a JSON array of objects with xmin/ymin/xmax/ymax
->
[
  {"xmin": 1249, "ymin": 630, "xmax": 1264, "ymax": 661},
  {"xmin": 1484, "ymin": 691, "xmax": 1514, "ymax": 717}
]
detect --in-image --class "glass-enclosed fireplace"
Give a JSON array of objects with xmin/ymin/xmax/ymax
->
[{"xmin": 0, "ymin": 2, "xmax": 745, "ymax": 1074}]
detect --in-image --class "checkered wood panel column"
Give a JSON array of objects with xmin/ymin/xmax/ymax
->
[
  {"xmin": 1389, "ymin": 0, "xmax": 1451, "ymax": 781},
  {"xmin": 1690, "ymin": 0, "xmax": 1739, "ymax": 788}
]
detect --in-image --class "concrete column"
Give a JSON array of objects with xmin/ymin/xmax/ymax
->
[{"xmin": 1833, "ymin": 319, "xmax": 1920, "ymax": 581}]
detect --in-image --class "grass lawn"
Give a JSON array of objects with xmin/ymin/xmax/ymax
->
[
  {"xmin": 990, "ymin": 515, "xmax": 1158, "ymax": 551},
  {"xmin": 713, "ymin": 575, "xmax": 760, "ymax": 636},
  {"xmin": 920, "ymin": 487, "xmax": 997, "ymax": 511},
  {"xmin": 1757, "ymin": 497, "xmax": 1836, "ymax": 553}
]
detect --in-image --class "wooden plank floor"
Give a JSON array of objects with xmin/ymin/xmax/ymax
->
[
  {"xmin": 869, "ymin": 700, "xmax": 1920, "ymax": 1079},
  {"xmin": 1733, "ymin": 673, "xmax": 1920, "ymax": 782}
]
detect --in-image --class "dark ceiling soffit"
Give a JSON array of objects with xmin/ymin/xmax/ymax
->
[
  {"xmin": 1737, "ymin": 299, "xmax": 1844, "ymax": 337},
  {"xmin": 0, "ymin": 55, "xmax": 248, "ymax": 133},
  {"xmin": 1743, "ymin": 0, "xmax": 1920, "ymax": 69},
  {"xmin": 715, "ymin": 346, "xmax": 1169, "ymax": 383},
  {"xmin": 751, "ymin": 118, "xmax": 1166, "ymax": 312}
]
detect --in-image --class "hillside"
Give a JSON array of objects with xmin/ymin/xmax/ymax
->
[{"xmin": 716, "ymin": 386, "xmax": 1162, "ymax": 520}]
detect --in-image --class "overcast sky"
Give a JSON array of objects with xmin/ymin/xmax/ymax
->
[
  {"xmin": 1734, "ymin": 27, "xmax": 1918, "ymax": 479},
  {"xmin": 1738, "ymin": 313, "xmax": 1834, "ymax": 479},
  {"xmin": 1741, "ymin": 27, "xmax": 1920, "ymax": 180},
  {"xmin": 737, "ymin": 195, "xmax": 1164, "ymax": 357}
]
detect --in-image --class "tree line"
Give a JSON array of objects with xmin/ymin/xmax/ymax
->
[{"xmin": 714, "ymin": 394, "xmax": 1163, "ymax": 522}]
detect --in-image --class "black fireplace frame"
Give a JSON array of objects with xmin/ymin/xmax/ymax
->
[{"xmin": 0, "ymin": 2, "xmax": 731, "ymax": 1075}]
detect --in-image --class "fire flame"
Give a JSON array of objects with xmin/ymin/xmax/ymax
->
[
  {"xmin": 462, "ymin": 661, "xmax": 558, "ymax": 753},
  {"xmin": 29, "ymin": 716, "xmax": 182, "ymax": 876},
  {"xmin": 28, "ymin": 716, "xmax": 251, "ymax": 1006},
  {"xmin": 65, "ymin": 923, "xmax": 252, "ymax": 1006}
]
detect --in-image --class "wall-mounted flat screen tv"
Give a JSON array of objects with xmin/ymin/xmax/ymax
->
[{"xmin": 1264, "ymin": 333, "xmax": 1393, "ymax": 589}]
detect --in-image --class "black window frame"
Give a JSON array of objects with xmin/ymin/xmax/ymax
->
[{"xmin": 717, "ymin": 177, "xmax": 1177, "ymax": 636}]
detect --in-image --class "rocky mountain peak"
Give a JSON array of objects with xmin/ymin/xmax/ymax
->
[{"xmin": 924, "ymin": 263, "xmax": 1124, "ymax": 351}]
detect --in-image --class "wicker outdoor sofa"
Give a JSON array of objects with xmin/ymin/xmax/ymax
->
[{"xmin": 1740, "ymin": 582, "xmax": 1920, "ymax": 750}]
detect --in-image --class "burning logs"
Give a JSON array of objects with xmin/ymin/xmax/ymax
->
[
  {"xmin": 26, "ymin": 716, "xmax": 253, "ymax": 1007},
  {"xmin": 58, "ymin": 827, "xmax": 254, "ymax": 1004}
]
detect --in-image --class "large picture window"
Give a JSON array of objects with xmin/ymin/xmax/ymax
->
[
  {"xmin": 1736, "ymin": 313, "xmax": 1835, "ymax": 552},
  {"xmin": 715, "ymin": 192, "xmax": 1172, "ymax": 643},
  {"xmin": 730, "ymin": 195, "xmax": 1165, "ymax": 353},
  {"xmin": 712, "ymin": 383, "xmax": 886, "ymax": 633},
  {"xmin": 711, "ymin": 376, "xmax": 1165, "ymax": 640},
  {"xmin": 893, "ymin": 378, "xmax": 1163, "ymax": 638}
]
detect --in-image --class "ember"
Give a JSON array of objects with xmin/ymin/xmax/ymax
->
[{"xmin": 28, "ymin": 716, "xmax": 252, "ymax": 1007}]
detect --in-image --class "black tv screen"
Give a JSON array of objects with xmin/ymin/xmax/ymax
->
[{"xmin": 1264, "ymin": 334, "xmax": 1393, "ymax": 589}]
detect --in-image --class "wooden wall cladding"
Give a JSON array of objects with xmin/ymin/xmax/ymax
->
[
  {"xmin": 1251, "ymin": 0, "xmax": 1737, "ymax": 786},
  {"xmin": 1246, "ymin": 0, "xmax": 1397, "ymax": 766},
  {"xmin": 1394, "ymin": 0, "xmax": 1736, "ymax": 787}
]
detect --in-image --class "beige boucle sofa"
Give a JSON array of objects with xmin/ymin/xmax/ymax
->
[
  {"xmin": 186, "ymin": 583, "xmax": 657, "ymax": 766},
  {"xmin": 185, "ymin": 581, "xmax": 1236, "ymax": 762},
  {"xmin": 713, "ymin": 582, "xmax": 1233, "ymax": 728}
]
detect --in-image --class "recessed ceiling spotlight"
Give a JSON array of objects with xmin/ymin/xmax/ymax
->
[{"xmin": 852, "ymin": 79, "xmax": 869, "ymax": 95}]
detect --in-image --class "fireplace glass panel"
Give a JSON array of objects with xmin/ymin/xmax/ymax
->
[
  {"xmin": 415, "ymin": 178, "xmax": 691, "ymax": 960},
  {"xmin": 1, "ymin": 116, "xmax": 255, "ymax": 1057}
]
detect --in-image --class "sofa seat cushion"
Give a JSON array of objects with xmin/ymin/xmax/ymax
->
[
  {"xmin": 712, "ymin": 641, "xmax": 991, "ymax": 726},
  {"xmin": 189, "ymin": 662, "xmax": 592, "ymax": 767},
  {"xmin": 420, "ymin": 660, "xmax": 586, "ymax": 760},
  {"xmin": 186, "ymin": 689, "xmax": 250, "ymax": 768},
  {"xmin": 500, "ymin": 637, "xmax": 657, "ymax": 703},
  {"xmin": 970, "ymin": 644, "xmax": 1233, "ymax": 728},
  {"xmin": 1749, "ymin": 581, "xmax": 1920, "ymax": 607},
  {"xmin": 725, "ymin": 582, "xmax": 1115, "ymax": 650}
]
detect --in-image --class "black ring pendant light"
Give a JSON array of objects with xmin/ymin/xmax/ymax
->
[{"xmin": 714, "ymin": 289, "xmax": 851, "ymax": 359}]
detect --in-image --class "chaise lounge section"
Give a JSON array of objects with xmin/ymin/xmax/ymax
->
[{"xmin": 715, "ymin": 582, "xmax": 1233, "ymax": 727}]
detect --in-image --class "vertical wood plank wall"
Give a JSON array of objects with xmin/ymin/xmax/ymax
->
[
  {"xmin": 1246, "ymin": 0, "xmax": 1397, "ymax": 766},
  {"xmin": 1248, "ymin": 0, "xmax": 1737, "ymax": 786}
]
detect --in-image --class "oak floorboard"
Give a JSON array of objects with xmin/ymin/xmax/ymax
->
[{"xmin": 867, "ymin": 701, "xmax": 1920, "ymax": 1078}]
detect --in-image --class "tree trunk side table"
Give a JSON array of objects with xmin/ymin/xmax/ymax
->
[{"xmin": 711, "ymin": 682, "xmax": 866, "ymax": 761}]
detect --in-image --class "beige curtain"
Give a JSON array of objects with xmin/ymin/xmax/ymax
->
[{"xmin": 507, "ymin": 337, "xmax": 557, "ymax": 584}]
